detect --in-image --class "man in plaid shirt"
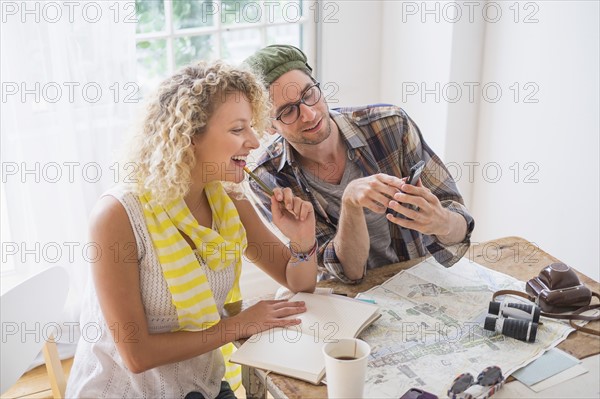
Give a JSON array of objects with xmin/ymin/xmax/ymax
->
[{"xmin": 244, "ymin": 45, "xmax": 474, "ymax": 284}]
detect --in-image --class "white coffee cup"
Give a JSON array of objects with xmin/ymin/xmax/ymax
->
[{"xmin": 322, "ymin": 338, "xmax": 371, "ymax": 398}]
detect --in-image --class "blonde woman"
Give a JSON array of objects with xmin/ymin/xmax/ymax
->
[{"xmin": 66, "ymin": 61, "xmax": 318, "ymax": 399}]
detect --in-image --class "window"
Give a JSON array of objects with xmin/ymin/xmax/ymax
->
[{"xmin": 135, "ymin": 0, "xmax": 316, "ymax": 94}]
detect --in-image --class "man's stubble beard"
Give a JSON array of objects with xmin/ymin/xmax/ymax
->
[{"xmin": 291, "ymin": 116, "xmax": 332, "ymax": 146}]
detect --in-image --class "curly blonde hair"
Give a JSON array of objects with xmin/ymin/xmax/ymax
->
[{"xmin": 126, "ymin": 60, "xmax": 271, "ymax": 205}]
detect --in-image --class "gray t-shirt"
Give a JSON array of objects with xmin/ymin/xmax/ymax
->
[{"xmin": 303, "ymin": 159, "xmax": 399, "ymax": 269}]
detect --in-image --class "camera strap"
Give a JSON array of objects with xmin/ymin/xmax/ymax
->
[{"xmin": 492, "ymin": 290, "xmax": 600, "ymax": 336}]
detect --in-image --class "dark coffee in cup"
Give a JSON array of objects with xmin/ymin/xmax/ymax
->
[{"xmin": 323, "ymin": 338, "xmax": 371, "ymax": 398}]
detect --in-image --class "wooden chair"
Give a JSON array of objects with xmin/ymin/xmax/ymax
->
[{"xmin": 1, "ymin": 266, "xmax": 69, "ymax": 398}]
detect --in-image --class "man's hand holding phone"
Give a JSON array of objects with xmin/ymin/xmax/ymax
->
[
  {"xmin": 385, "ymin": 160, "xmax": 424, "ymax": 217},
  {"xmin": 386, "ymin": 160, "xmax": 453, "ymax": 238}
]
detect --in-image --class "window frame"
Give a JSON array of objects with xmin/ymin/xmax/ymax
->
[{"xmin": 135, "ymin": 0, "xmax": 317, "ymax": 75}]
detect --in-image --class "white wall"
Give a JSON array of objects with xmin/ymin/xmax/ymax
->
[
  {"xmin": 318, "ymin": 1, "xmax": 382, "ymax": 106},
  {"xmin": 320, "ymin": 1, "xmax": 599, "ymax": 281},
  {"xmin": 379, "ymin": 1, "xmax": 454, "ymax": 157},
  {"xmin": 472, "ymin": 1, "xmax": 599, "ymax": 280}
]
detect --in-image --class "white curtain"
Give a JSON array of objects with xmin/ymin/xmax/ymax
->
[{"xmin": 1, "ymin": 1, "xmax": 138, "ymax": 362}]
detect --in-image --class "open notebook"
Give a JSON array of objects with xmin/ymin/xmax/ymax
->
[{"xmin": 229, "ymin": 292, "xmax": 380, "ymax": 384}]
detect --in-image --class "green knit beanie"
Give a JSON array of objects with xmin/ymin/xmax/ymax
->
[{"xmin": 243, "ymin": 45, "xmax": 313, "ymax": 86}]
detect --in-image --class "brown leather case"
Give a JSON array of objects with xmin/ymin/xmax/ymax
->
[{"xmin": 526, "ymin": 262, "xmax": 592, "ymax": 313}]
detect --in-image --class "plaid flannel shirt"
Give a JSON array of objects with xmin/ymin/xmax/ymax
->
[{"xmin": 249, "ymin": 105, "xmax": 474, "ymax": 284}]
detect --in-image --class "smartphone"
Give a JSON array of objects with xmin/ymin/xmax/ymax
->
[
  {"xmin": 406, "ymin": 160, "xmax": 425, "ymax": 185},
  {"xmin": 399, "ymin": 388, "xmax": 438, "ymax": 399}
]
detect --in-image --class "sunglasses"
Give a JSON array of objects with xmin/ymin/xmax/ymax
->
[{"xmin": 447, "ymin": 366, "xmax": 505, "ymax": 399}]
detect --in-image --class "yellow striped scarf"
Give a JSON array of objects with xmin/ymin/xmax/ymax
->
[{"xmin": 140, "ymin": 181, "xmax": 246, "ymax": 389}]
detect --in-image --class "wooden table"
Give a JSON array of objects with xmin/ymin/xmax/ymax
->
[{"xmin": 235, "ymin": 236, "xmax": 600, "ymax": 399}]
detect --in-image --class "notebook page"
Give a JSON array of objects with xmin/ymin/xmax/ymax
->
[
  {"xmin": 230, "ymin": 328, "xmax": 325, "ymax": 384},
  {"xmin": 291, "ymin": 292, "xmax": 379, "ymax": 341}
]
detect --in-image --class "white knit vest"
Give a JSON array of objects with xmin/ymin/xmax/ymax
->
[{"xmin": 66, "ymin": 186, "xmax": 234, "ymax": 399}]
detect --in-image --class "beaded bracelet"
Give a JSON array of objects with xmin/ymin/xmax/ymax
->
[{"xmin": 288, "ymin": 239, "xmax": 318, "ymax": 263}]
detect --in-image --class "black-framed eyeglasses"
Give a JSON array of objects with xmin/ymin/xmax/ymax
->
[{"xmin": 273, "ymin": 82, "xmax": 322, "ymax": 125}]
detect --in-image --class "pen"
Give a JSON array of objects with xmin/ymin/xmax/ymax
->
[
  {"xmin": 243, "ymin": 166, "xmax": 299, "ymax": 218},
  {"xmin": 333, "ymin": 292, "xmax": 376, "ymax": 304},
  {"xmin": 243, "ymin": 166, "xmax": 274, "ymax": 196},
  {"xmin": 356, "ymin": 298, "xmax": 377, "ymax": 304}
]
